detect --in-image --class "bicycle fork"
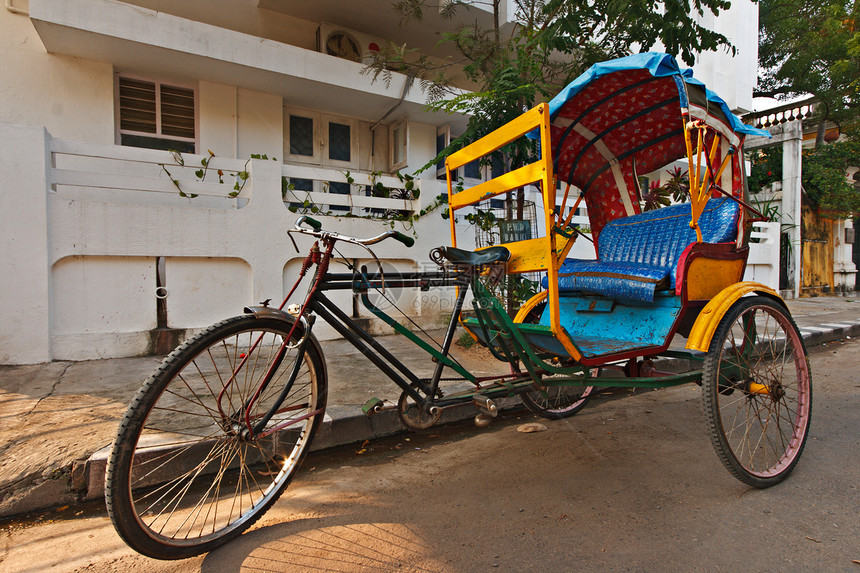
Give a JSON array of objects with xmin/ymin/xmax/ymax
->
[{"xmin": 216, "ymin": 241, "xmax": 332, "ymax": 439}]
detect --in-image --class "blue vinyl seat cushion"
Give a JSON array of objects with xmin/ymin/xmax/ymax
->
[
  {"xmin": 542, "ymin": 198, "xmax": 740, "ymax": 303},
  {"xmin": 555, "ymin": 260, "xmax": 671, "ymax": 304}
]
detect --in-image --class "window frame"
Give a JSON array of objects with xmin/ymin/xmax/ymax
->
[
  {"xmin": 462, "ymin": 157, "xmax": 485, "ymax": 184},
  {"xmin": 390, "ymin": 118, "xmax": 408, "ymax": 171},
  {"xmin": 114, "ymin": 73, "xmax": 198, "ymax": 153},
  {"xmin": 437, "ymin": 125, "xmax": 486, "ymax": 184},
  {"xmin": 284, "ymin": 108, "xmax": 322, "ymax": 165},
  {"xmin": 436, "ymin": 124, "xmax": 450, "ymax": 181},
  {"xmin": 284, "ymin": 107, "xmax": 359, "ymax": 169},
  {"xmin": 322, "ymin": 114, "xmax": 359, "ymax": 170}
]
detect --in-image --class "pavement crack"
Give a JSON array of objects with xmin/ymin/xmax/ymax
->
[{"xmin": 24, "ymin": 362, "xmax": 72, "ymax": 418}]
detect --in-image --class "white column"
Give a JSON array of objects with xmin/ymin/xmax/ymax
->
[
  {"xmin": 240, "ymin": 158, "xmax": 288, "ymax": 304},
  {"xmin": 0, "ymin": 123, "xmax": 52, "ymax": 364},
  {"xmin": 781, "ymin": 121, "xmax": 803, "ymax": 298},
  {"xmin": 834, "ymin": 219, "xmax": 858, "ymax": 293}
]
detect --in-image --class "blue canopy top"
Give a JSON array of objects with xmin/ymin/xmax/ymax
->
[
  {"xmin": 533, "ymin": 52, "xmax": 768, "ymax": 238},
  {"xmin": 545, "ymin": 52, "xmax": 769, "ymax": 141}
]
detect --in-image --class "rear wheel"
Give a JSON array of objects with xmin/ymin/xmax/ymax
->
[
  {"xmin": 521, "ymin": 382, "xmax": 593, "ymax": 419},
  {"xmin": 517, "ymin": 298, "xmax": 594, "ymax": 419},
  {"xmin": 106, "ymin": 315, "xmax": 327, "ymax": 559},
  {"xmin": 701, "ymin": 296, "xmax": 811, "ymax": 488}
]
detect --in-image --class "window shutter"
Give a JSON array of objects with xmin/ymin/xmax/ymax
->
[
  {"xmin": 119, "ymin": 77, "xmax": 157, "ymax": 134},
  {"xmin": 160, "ymin": 84, "xmax": 195, "ymax": 139},
  {"xmin": 117, "ymin": 76, "xmax": 196, "ymax": 152}
]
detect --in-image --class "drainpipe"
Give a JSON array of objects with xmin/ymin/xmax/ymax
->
[
  {"xmin": 151, "ymin": 256, "xmax": 184, "ymax": 354},
  {"xmin": 370, "ymin": 74, "xmax": 414, "ymax": 133},
  {"xmin": 369, "ymin": 74, "xmax": 414, "ymax": 171},
  {"xmin": 361, "ymin": 75, "xmax": 414, "ymax": 312}
]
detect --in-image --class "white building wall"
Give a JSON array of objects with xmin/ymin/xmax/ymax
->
[
  {"xmin": 690, "ymin": 0, "xmax": 759, "ymax": 113},
  {"xmin": 0, "ymin": 126, "xmax": 466, "ymax": 363},
  {"xmin": 199, "ymin": 82, "xmax": 239, "ymax": 157},
  {"xmin": 0, "ymin": 124, "xmax": 52, "ymax": 364},
  {"xmin": 0, "ymin": 7, "xmax": 114, "ymax": 142},
  {"xmin": 122, "ymin": 0, "xmax": 320, "ymax": 50},
  {"xmin": 237, "ymin": 89, "xmax": 284, "ymax": 160},
  {"xmin": 0, "ymin": 0, "xmax": 766, "ymax": 364}
]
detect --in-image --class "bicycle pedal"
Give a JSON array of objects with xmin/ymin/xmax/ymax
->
[
  {"xmin": 362, "ymin": 397, "xmax": 385, "ymax": 416},
  {"xmin": 472, "ymin": 395, "xmax": 498, "ymax": 417}
]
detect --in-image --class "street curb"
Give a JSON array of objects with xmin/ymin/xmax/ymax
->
[
  {"xmin": 797, "ymin": 321, "xmax": 860, "ymax": 348},
  {"xmin": 76, "ymin": 397, "xmax": 522, "ymax": 503},
  {"xmin": 9, "ymin": 320, "xmax": 860, "ymax": 516}
]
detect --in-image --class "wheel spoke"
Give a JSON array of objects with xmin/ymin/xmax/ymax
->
[
  {"xmin": 106, "ymin": 316, "xmax": 326, "ymax": 559},
  {"xmin": 703, "ymin": 297, "xmax": 811, "ymax": 487}
]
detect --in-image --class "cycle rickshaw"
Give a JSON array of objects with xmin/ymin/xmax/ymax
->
[{"xmin": 106, "ymin": 53, "xmax": 812, "ymax": 560}]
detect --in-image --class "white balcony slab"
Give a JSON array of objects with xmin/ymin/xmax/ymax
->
[{"xmin": 29, "ymin": 0, "xmax": 465, "ymax": 127}]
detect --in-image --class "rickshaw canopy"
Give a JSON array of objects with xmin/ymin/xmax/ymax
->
[{"xmin": 542, "ymin": 52, "xmax": 769, "ymax": 238}]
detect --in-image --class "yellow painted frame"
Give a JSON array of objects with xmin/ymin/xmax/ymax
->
[
  {"xmin": 685, "ymin": 257, "xmax": 746, "ymax": 301},
  {"xmin": 446, "ymin": 104, "xmax": 581, "ymax": 360},
  {"xmin": 685, "ymin": 281, "xmax": 782, "ymax": 352},
  {"xmin": 683, "ymin": 122, "xmax": 733, "ymax": 242}
]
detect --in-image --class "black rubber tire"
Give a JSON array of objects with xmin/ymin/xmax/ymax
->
[
  {"xmin": 517, "ymin": 300, "xmax": 594, "ymax": 419},
  {"xmin": 106, "ymin": 315, "xmax": 327, "ymax": 559},
  {"xmin": 521, "ymin": 383, "xmax": 594, "ymax": 419},
  {"xmin": 701, "ymin": 296, "xmax": 812, "ymax": 488}
]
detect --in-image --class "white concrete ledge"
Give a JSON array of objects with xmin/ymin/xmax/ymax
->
[{"xmin": 29, "ymin": 0, "xmax": 460, "ymax": 125}]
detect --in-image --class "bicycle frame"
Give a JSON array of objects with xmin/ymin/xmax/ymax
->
[
  {"xmin": 242, "ymin": 222, "xmax": 707, "ymax": 435},
  {"xmin": 231, "ymin": 230, "xmax": 544, "ymax": 434}
]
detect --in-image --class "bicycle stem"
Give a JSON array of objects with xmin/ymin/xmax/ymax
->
[
  {"xmin": 214, "ymin": 245, "xmax": 319, "ymax": 422},
  {"xmin": 241, "ymin": 240, "xmax": 334, "ymax": 437},
  {"xmin": 427, "ymin": 282, "xmax": 470, "ymax": 399}
]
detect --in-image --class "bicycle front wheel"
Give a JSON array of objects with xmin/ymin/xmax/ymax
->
[
  {"xmin": 701, "ymin": 296, "xmax": 811, "ymax": 488},
  {"xmin": 106, "ymin": 315, "xmax": 327, "ymax": 559}
]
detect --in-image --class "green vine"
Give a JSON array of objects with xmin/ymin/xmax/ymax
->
[
  {"xmin": 283, "ymin": 170, "xmax": 453, "ymax": 235},
  {"xmin": 161, "ymin": 149, "xmax": 254, "ymax": 199},
  {"xmin": 162, "ymin": 151, "xmax": 458, "ymax": 235}
]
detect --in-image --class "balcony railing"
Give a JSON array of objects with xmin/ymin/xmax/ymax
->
[
  {"xmin": 282, "ymin": 164, "xmax": 416, "ymax": 217},
  {"xmin": 743, "ymin": 97, "xmax": 818, "ymax": 129},
  {"xmin": 50, "ymin": 139, "xmax": 419, "ymax": 215}
]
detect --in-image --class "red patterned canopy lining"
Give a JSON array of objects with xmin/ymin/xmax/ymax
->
[{"xmin": 548, "ymin": 69, "xmax": 741, "ymax": 244}]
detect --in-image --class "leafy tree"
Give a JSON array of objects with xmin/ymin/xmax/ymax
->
[
  {"xmin": 758, "ymin": 0, "xmax": 860, "ymax": 141},
  {"xmin": 801, "ymin": 141, "xmax": 860, "ymax": 216},
  {"xmin": 757, "ymin": 0, "xmax": 860, "ymax": 216},
  {"xmin": 368, "ymin": 0, "xmax": 736, "ymax": 173},
  {"xmin": 370, "ymin": 0, "xmax": 736, "ymax": 310},
  {"xmin": 748, "ymin": 143, "xmax": 860, "ymax": 216}
]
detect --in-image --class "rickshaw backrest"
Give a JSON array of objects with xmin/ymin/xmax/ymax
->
[
  {"xmin": 548, "ymin": 197, "xmax": 740, "ymax": 303},
  {"xmin": 598, "ymin": 197, "xmax": 740, "ymax": 283}
]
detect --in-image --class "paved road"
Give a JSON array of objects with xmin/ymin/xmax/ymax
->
[{"xmin": 2, "ymin": 339, "xmax": 859, "ymax": 572}]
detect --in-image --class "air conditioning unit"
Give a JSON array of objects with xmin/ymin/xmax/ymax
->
[{"xmin": 316, "ymin": 23, "xmax": 384, "ymax": 64}]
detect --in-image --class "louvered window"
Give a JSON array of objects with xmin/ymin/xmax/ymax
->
[{"xmin": 117, "ymin": 76, "xmax": 196, "ymax": 153}]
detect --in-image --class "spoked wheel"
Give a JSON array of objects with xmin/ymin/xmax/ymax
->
[
  {"xmin": 516, "ymin": 297, "xmax": 594, "ymax": 419},
  {"xmin": 701, "ymin": 296, "xmax": 811, "ymax": 488},
  {"xmin": 521, "ymin": 382, "xmax": 594, "ymax": 419},
  {"xmin": 106, "ymin": 315, "xmax": 327, "ymax": 559}
]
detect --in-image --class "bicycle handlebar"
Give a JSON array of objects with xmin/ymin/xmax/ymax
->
[
  {"xmin": 298, "ymin": 215, "xmax": 323, "ymax": 230},
  {"xmin": 292, "ymin": 215, "xmax": 414, "ymax": 248},
  {"xmin": 389, "ymin": 231, "xmax": 415, "ymax": 248}
]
